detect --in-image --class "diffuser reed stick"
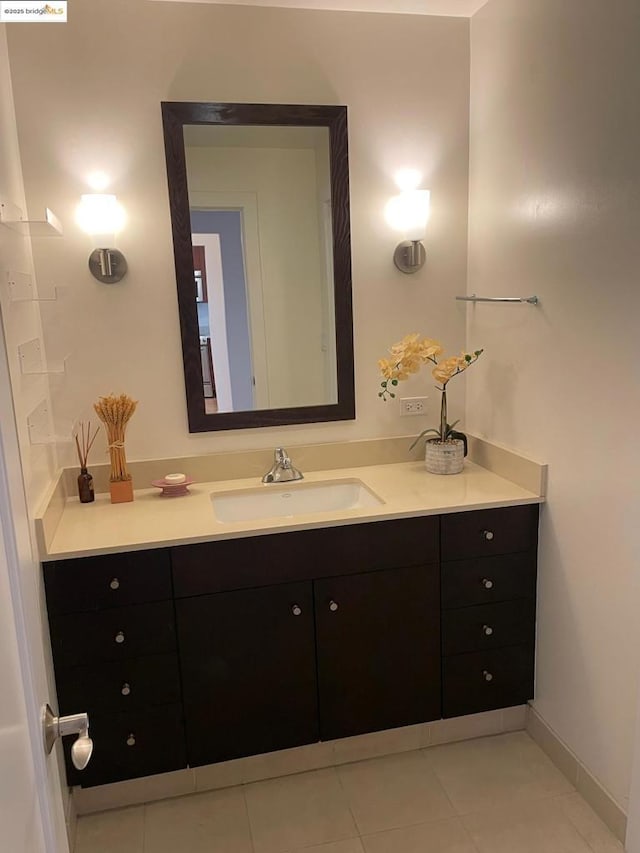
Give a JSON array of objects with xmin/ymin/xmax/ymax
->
[
  {"xmin": 74, "ymin": 421, "xmax": 100, "ymax": 470},
  {"xmin": 93, "ymin": 393, "xmax": 137, "ymax": 483}
]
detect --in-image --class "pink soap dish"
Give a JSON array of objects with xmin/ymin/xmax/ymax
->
[{"xmin": 151, "ymin": 477, "xmax": 195, "ymax": 497}]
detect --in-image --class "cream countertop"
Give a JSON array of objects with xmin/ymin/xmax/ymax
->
[{"xmin": 38, "ymin": 459, "xmax": 544, "ymax": 561}]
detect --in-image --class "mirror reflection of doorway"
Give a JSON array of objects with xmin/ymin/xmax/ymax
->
[
  {"xmin": 192, "ymin": 244, "xmax": 218, "ymax": 412},
  {"xmin": 192, "ymin": 210, "xmax": 259, "ymax": 413}
]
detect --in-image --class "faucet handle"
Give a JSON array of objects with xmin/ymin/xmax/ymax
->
[
  {"xmin": 262, "ymin": 447, "xmax": 303, "ymax": 483},
  {"xmin": 274, "ymin": 447, "xmax": 290, "ymax": 466}
]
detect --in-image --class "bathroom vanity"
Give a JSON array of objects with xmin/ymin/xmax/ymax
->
[{"xmin": 40, "ymin": 460, "xmax": 541, "ymax": 789}]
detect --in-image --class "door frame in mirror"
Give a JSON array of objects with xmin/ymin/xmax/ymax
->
[{"xmin": 161, "ymin": 101, "xmax": 355, "ymax": 432}]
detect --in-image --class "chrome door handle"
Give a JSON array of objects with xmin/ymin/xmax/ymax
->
[{"xmin": 42, "ymin": 704, "xmax": 94, "ymax": 771}]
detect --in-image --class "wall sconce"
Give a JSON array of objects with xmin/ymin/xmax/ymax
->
[
  {"xmin": 385, "ymin": 186, "xmax": 430, "ymax": 274},
  {"xmin": 75, "ymin": 193, "xmax": 127, "ymax": 283}
]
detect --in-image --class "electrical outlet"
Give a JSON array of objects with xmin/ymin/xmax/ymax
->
[{"xmin": 400, "ymin": 396, "xmax": 428, "ymax": 416}]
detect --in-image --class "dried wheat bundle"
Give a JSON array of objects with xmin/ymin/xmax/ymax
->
[{"xmin": 93, "ymin": 393, "xmax": 138, "ymax": 483}]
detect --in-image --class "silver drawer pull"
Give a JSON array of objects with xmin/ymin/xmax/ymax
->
[
  {"xmin": 483, "ymin": 670, "xmax": 494, "ymax": 682},
  {"xmin": 109, "ymin": 578, "xmax": 120, "ymax": 590},
  {"xmin": 292, "ymin": 604, "xmax": 302, "ymax": 616},
  {"xmin": 482, "ymin": 578, "xmax": 494, "ymax": 590},
  {"xmin": 483, "ymin": 625, "xmax": 494, "ymax": 636},
  {"xmin": 126, "ymin": 733, "xmax": 136, "ymax": 747},
  {"xmin": 115, "ymin": 631, "xmax": 125, "ymax": 644},
  {"xmin": 121, "ymin": 682, "xmax": 131, "ymax": 696},
  {"xmin": 482, "ymin": 530, "xmax": 494, "ymax": 541},
  {"xmin": 329, "ymin": 600, "xmax": 339, "ymax": 612}
]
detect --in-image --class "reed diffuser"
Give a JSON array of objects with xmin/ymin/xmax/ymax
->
[
  {"xmin": 74, "ymin": 421, "xmax": 99, "ymax": 503},
  {"xmin": 93, "ymin": 393, "xmax": 138, "ymax": 504}
]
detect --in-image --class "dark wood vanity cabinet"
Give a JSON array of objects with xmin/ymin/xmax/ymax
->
[
  {"xmin": 177, "ymin": 581, "xmax": 319, "ymax": 765},
  {"xmin": 43, "ymin": 504, "xmax": 538, "ymax": 788},
  {"xmin": 172, "ymin": 516, "xmax": 441, "ymax": 767},
  {"xmin": 315, "ymin": 565, "xmax": 440, "ymax": 741},
  {"xmin": 44, "ymin": 549, "xmax": 186, "ymax": 787},
  {"xmin": 440, "ymin": 505, "xmax": 539, "ymax": 718}
]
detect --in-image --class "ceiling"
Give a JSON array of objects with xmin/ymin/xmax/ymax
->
[{"xmin": 151, "ymin": 0, "xmax": 489, "ymax": 17}]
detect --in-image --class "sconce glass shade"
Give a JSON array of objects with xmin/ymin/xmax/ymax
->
[
  {"xmin": 76, "ymin": 193, "xmax": 127, "ymax": 284},
  {"xmin": 385, "ymin": 189, "xmax": 431, "ymax": 240},
  {"xmin": 75, "ymin": 194, "xmax": 125, "ymax": 243}
]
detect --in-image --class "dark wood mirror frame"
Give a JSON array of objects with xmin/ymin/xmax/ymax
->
[{"xmin": 161, "ymin": 101, "xmax": 355, "ymax": 433}]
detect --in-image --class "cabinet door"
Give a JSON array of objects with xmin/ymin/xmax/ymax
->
[
  {"xmin": 315, "ymin": 565, "xmax": 440, "ymax": 741},
  {"xmin": 176, "ymin": 581, "xmax": 318, "ymax": 766}
]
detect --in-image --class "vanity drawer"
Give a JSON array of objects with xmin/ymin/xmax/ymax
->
[
  {"xmin": 56, "ymin": 653, "xmax": 181, "ymax": 715},
  {"xmin": 442, "ymin": 644, "xmax": 534, "ymax": 718},
  {"xmin": 441, "ymin": 552, "xmax": 536, "ymax": 609},
  {"xmin": 442, "ymin": 599, "xmax": 535, "ymax": 656},
  {"xmin": 44, "ymin": 549, "xmax": 172, "ymax": 615},
  {"xmin": 441, "ymin": 506, "xmax": 538, "ymax": 562},
  {"xmin": 65, "ymin": 703, "xmax": 186, "ymax": 788},
  {"xmin": 49, "ymin": 601, "xmax": 176, "ymax": 667},
  {"xmin": 172, "ymin": 516, "xmax": 439, "ymax": 597}
]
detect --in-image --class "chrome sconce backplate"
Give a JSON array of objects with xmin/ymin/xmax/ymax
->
[
  {"xmin": 393, "ymin": 240, "xmax": 426, "ymax": 274},
  {"xmin": 88, "ymin": 248, "xmax": 127, "ymax": 284}
]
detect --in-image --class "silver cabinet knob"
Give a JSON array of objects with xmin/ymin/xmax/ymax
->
[
  {"xmin": 109, "ymin": 578, "xmax": 120, "ymax": 590},
  {"xmin": 115, "ymin": 631, "xmax": 125, "ymax": 644},
  {"xmin": 483, "ymin": 670, "xmax": 494, "ymax": 682},
  {"xmin": 126, "ymin": 733, "xmax": 136, "ymax": 747},
  {"xmin": 483, "ymin": 625, "xmax": 494, "ymax": 636},
  {"xmin": 292, "ymin": 604, "xmax": 302, "ymax": 616},
  {"xmin": 482, "ymin": 578, "xmax": 494, "ymax": 590},
  {"xmin": 329, "ymin": 600, "xmax": 339, "ymax": 612},
  {"xmin": 121, "ymin": 682, "xmax": 131, "ymax": 696},
  {"xmin": 482, "ymin": 530, "xmax": 494, "ymax": 541}
]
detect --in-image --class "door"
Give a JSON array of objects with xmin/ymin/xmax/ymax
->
[
  {"xmin": 0, "ymin": 325, "xmax": 68, "ymax": 851},
  {"xmin": 177, "ymin": 581, "xmax": 318, "ymax": 766},
  {"xmin": 315, "ymin": 565, "xmax": 441, "ymax": 741},
  {"xmin": 190, "ymin": 191, "xmax": 270, "ymax": 409}
]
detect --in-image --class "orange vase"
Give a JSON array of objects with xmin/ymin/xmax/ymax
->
[{"xmin": 109, "ymin": 479, "xmax": 134, "ymax": 504}]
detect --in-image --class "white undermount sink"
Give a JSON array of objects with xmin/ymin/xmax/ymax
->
[{"xmin": 211, "ymin": 478, "xmax": 385, "ymax": 523}]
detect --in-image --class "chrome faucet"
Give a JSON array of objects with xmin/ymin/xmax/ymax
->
[{"xmin": 262, "ymin": 447, "xmax": 304, "ymax": 484}]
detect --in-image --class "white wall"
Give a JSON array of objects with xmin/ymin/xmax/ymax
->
[
  {"xmin": 0, "ymin": 30, "xmax": 59, "ymax": 513},
  {"xmin": 467, "ymin": 0, "xmax": 640, "ymax": 809},
  {"xmin": 6, "ymin": 0, "xmax": 470, "ymax": 462}
]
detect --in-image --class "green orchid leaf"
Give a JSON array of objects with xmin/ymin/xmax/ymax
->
[
  {"xmin": 449, "ymin": 428, "xmax": 468, "ymax": 456},
  {"xmin": 409, "ymin": 428, "xmax": 441, "ymax": 450}
]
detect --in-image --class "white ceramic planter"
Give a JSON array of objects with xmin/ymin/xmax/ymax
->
[{"xmin": 425, "ymin": 439, "xmax": 465, "ymax": 475}]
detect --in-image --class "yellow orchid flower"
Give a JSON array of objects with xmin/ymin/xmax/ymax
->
[{"xmin": 377, "ymin": 335, "xmax": 483, "ymax": 446}]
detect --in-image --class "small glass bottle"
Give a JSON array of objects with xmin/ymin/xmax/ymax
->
[{"xmin": 77, "ymin": 467, "xmax": 95, "ymax": 503}]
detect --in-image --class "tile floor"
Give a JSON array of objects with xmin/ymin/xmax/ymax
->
[{"xmin": 74, "ymin": 731, "xmax": 624, "ymax": 853}]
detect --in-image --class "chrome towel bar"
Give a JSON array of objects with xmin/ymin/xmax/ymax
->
[{"xmin": 456, "ymin": 294, "xmax": 539, "ymax": 305}]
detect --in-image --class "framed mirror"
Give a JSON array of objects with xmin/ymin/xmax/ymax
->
[{"xmin": 161, "ymin": 102, "xmax": 355, "ymax": 432}]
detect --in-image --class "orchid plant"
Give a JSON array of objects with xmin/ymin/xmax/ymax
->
[{"xmin": 378, "ymin": 333, "xmax": 483, "ymax": 449}]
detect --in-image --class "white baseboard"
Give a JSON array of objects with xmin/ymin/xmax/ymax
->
[{"xmin": 526, "ymin": 704, "xmax": 627, "ymax": 843}]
